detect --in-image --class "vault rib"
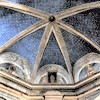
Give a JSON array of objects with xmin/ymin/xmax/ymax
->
[
  {"xmin": 32, "ymin": 23, "xmax": 52, "ymax": 81},
  {"xmin": 57, "ymin": 20, "xmax": 100, "ymax": 52},
  {"xmin": 53, "ymin": 23, "xmax": 74, "ymax": 83},
  {"xmin": 0, "ymin": 20, "xmax": 48, "ymax": 53},
  {"xmin": 54, "ymin": 1, "xmax": 100, "ymax": 20},
  {"xmin": 0, "ymin": 0, "xmax": 49, "ymax": 19},
  {"xmin": 0, "ymin": 0, "xmax": 99, "ymax": 84}
]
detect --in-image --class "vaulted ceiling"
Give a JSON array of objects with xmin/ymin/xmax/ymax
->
[
  {"xmin": 0, "ymin": 1, "xmax": 100, "ymax": 100},
  {"xmin": 0, "ymin": 0, "xmax": 100, "ymax": 83}
]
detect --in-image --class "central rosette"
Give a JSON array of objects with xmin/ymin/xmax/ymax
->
[{"xmin": 49, "ymin": 15, "xmax": 56, "ymax": 22}]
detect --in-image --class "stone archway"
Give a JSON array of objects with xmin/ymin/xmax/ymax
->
[
  {"xmin": 0, "ymin": 52, "xmax": 31, "ymax": 80},
  {"xmin": 34, "ymin": 64, "xmax": 71, "ymax": 84},
  {"xmin": 74, "ymin": 52, "xmax": 100, "ymax": 82}
]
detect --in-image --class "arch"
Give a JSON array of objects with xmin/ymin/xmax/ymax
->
[
  {"xmin": 0, "ymin": 52, "xmax": 31, "ymax": 80},
  {"xmin": 74, "ymin": 53, "xmax": 100, "ymax": 82},
  {"xmin": 34, "ymin": 64, "xmax": 72, "ymax": 84}
]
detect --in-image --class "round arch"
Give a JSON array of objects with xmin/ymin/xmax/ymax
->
[
  {"xmin": 74, "ymin": 52, "xmax": 100, "ymax": 82},
  {"xmin": 0, "ymin": 52, "xmax": 31, "ymax": 80},
  {"xmin": 34, "ymin": 64, "xmax": 71, "ymax": 84}
]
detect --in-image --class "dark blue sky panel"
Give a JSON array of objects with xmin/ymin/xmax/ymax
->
[
  {"xmin": 0, "ymin": 7, "xmax": 40, "ymax": 47},
  {"xmin": 6, "ymin": 28, "xmax": 45, "ymax": 69}
]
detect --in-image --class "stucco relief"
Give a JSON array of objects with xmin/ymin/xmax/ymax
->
[
  {"xmin": 0, "ymin": 52, "xmax": 31, "ymax": 81},
  {"xmin": 74, "ymin": 52, "xmax": 100, "ymax": 82}
]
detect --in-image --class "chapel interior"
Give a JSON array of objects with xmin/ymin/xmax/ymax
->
[{"xmin": 0, "ymin": 0, "xmax": 100, "ymax": 100}]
